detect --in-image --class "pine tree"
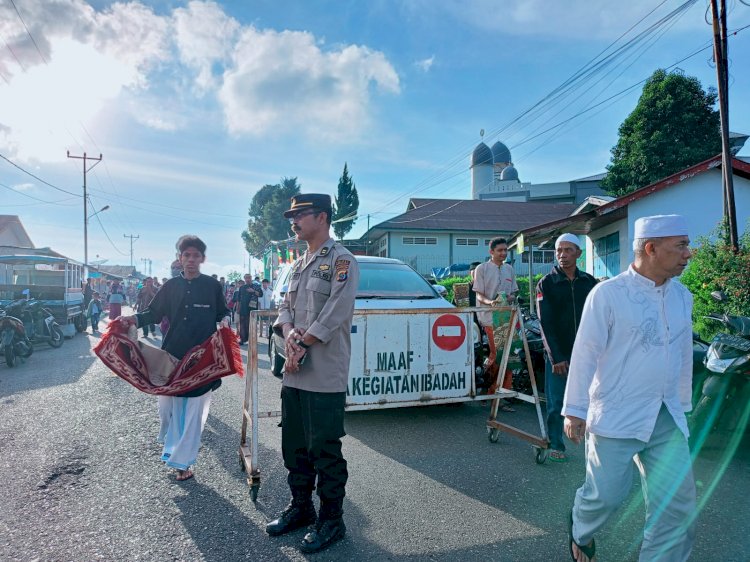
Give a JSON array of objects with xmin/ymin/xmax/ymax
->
[{"xmin": 332, "ymin": 163, "xmax": 359, "ymax": 240}]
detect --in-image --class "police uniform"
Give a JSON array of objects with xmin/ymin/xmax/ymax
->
[{"xmin": 268, "ymin": 194, "xmax": 359, "ymax": 552}]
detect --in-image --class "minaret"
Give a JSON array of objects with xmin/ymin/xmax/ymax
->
[{"xmin": 471, "ymin": 142, "xmax": 494, "ymax": 199}]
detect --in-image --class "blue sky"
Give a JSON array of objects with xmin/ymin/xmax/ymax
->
[{"xmin": 1, "ymin": 0, "xmax": 749, "ymax": 278}]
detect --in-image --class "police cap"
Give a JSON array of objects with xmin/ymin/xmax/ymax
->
[{"xmin": 283, "ymin": 194, "xmax": 333, "ymax": 218}]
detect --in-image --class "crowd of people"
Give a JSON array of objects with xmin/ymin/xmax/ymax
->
[{"xmin": 91, "ymin": 204, "xmax": 698, "ymax": 560}]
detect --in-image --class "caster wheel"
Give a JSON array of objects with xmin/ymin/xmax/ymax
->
[
  {"xmin": 239, "ymin": 452, "xmax": 246, "ymax": 472},
  {"xmin": 488, "ymin": 428, "xmax": 500, "ymax": 443},
  {"xmin": 534, "ymin": 447, "xmax": 548, "ymax": 464},
  {"xmin": 250, "ymin": 485, "xmax": 259, "ymax": 502}
]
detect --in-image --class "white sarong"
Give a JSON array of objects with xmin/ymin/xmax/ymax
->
[{"xmin": 157, "ymin": 394, "xmax": 212, "ymax": 470}]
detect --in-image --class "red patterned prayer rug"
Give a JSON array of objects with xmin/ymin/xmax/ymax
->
[{"xmin": 94, "ymin": 318, "xmax": 244, "ymax": 396}]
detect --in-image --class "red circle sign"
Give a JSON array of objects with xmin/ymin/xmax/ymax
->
[{"xmin": 432, "ymin": 314, "xmax": 467, "ymax": 351}]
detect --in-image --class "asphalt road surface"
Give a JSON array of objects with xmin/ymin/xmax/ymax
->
[{"xmin": 1, "ymin": 315, "xmax": 748, "ymax": 561}]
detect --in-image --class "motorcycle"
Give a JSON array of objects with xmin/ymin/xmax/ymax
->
[
  {"xmin": 689, "ymin": 291, "xmax": 750, "ymax": 445},
  {"xmin": 0, "ymin": 307, "xmax": 34, "ymax": 367},
  {"xmin": 2, "ymin": 299, "xmax": 65, "ymax": 348}
]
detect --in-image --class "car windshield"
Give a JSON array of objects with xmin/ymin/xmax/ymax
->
[{"xmin": 357, "ymin": 262, "xmax": 438, "ymax": 299}]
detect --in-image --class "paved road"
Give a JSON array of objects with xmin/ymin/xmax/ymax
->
[{"xmin": 1, "ymin": 317, "xmax": 748, "ymax": 561}]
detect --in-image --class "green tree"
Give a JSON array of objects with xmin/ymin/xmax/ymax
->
[
  {"xmin": 680, "ymin": 222, "xmax": 750, "ymax": 340},
  {"xmin": 241, "ymin": 177, "xmax": 301, "ymax": 255},
  {"xmin": 601, "ymin": 69, "xmax": 721, "ymax": 197},
  {"xmin": 332, "ymin": 163, "xmax": 359, "ymax": 240},
  {"xmin": 226, "ymin": 270, "xmax": 242, "ymax": 283}
]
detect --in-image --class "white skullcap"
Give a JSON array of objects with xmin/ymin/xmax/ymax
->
[
  {"xmin": 633, "ymin": 214, "xmax": 689, "ymax": 242},
  {"xmin": 555, "ymin": 233, "xmax": 581, "ymax": 249}
]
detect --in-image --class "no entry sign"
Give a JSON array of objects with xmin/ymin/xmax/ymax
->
[{"xmin": 431, "ymin": 313, "xmax": 466, "ymax": 351}]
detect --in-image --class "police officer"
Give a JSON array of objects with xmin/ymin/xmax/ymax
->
[{"xmin": 267, "ymin": 194, "xmax": 359, "ymax": 554}]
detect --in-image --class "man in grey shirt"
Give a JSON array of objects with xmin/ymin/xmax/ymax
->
[{"xmin": 267, "ymin": 194, "xmax": 359, "ymax": 554}]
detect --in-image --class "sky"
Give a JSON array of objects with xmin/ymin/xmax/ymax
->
[{"xmin": 1, "ymin": 0, "xmax": 749, "ymax": 279}]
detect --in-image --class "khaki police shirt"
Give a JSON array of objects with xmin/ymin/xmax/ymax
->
[{"xmin": 274, "ymin": 238, "xmax": 359, "ymax": 393}]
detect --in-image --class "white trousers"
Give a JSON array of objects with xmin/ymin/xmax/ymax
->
[
  {"xmin": 572, "ymin": 405, "xmax": 696, "ymax": 562},
  {"xmin": 157, "ymin": 394, "xmax": 212, "ymax": 471}
]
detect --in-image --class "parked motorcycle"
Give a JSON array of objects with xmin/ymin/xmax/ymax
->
[
  {"xmin": 690, "ymin": 291, "xmax": 750, "ymax": 445},
  {"xmin": 0, "ymin": 307, "xmax": 34, "ymax": 367},
  {"xmin": 2, "ymin": 299, "xmax": 64, "ymax": 348}
]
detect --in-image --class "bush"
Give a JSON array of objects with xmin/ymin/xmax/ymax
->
[
  {"xmin": 680, "ymin": 223, "xmax": 750, "ymax": 340},
  {"xmin": 437, "ymin": 273, "xmax": 545, "ymax": 305}
]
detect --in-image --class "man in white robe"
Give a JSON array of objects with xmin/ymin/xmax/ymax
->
[{"xmin": 563, "ymin": 215, "xmax": 696, "ymax": 562}]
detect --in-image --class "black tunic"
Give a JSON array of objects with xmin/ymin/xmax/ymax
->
[{"xmin": 136, "ymin": 273, "xmax": 230, "ymax": 397}]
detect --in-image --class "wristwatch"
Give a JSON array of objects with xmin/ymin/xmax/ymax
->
[{"xmin": 295, "ymin": 339, "xmax": 310, "ymax": 349}]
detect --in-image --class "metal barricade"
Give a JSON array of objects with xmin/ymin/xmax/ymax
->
[{"xmin": 238, "ymin": 306, "xmax": 549, "ymax": 502}]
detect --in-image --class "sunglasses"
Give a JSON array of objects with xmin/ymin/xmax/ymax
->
[{"xmin": 288, "ymin": 210, "xmax": 319, "ymax": 222}]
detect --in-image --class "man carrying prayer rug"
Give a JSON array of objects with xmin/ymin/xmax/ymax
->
[
  {"xmin": 120, "ymin": 235, "xmax": 231, "ymax": 482},
  {"xmin": 563, "ymin": 215, "xmax": 696, "ymax": 562}
]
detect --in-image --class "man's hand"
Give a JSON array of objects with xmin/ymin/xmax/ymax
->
[
  {"xmin": 284, "ymin": 325, "xmax": 306, "ymax": 358},
  {"xmin": 284, "ymin": 347, "xmax": 306, "ymax": 374},
  {"xmin": 219, "ymin": 317, "xmax": 230, "ymax": 329},
  {"xmin": 119, "ymin": 315, "xmax": 137, "ymax": 328},
  {"xmin": 564, "ymin": 416, "xmax": 586, "ymax": 445},
  {"xmin": 552, "ymin": 361, "xmax": 569, "ymax": 375}
]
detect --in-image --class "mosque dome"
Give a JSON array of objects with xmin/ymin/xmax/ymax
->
[
  {"xmin": 500, "ymin": 164, "xmax": 519, "ymax": 181},
  {"xmin": 491, "ymin": 141, "xmax": 511, "ymax": 164},
  {"xmin": 471, "ymin": 142, "xmax": 493, "ymax": 167}
]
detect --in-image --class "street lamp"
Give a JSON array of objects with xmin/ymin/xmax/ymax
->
[{"xmin": 85, "ymin": 205, "xmax": 110, "ymax": 276}]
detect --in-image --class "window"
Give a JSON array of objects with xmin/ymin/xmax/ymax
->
[
  {"xmin": 521, "ymin": 250, "xmax": 554, "ymax": 264},
  {"xmin": 403, "ymin": 236, "xmax": 436, "ymax": 245},
  {"xmin": 456, "ymin": 238, "xmax": 479, "ymax": 246},
  {"xmin": 593, "ymin": 232, "xmax": 620, "ymax": 278}
]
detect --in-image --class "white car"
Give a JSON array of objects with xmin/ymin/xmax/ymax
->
[{"xmin": 268, "ymin": 256, "xmax": 454, "ymax": 376}]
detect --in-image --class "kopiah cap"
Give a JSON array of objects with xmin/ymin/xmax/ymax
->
[
  {"xmin": 633, "ymin": 214, "xmax": 688, "ymax": 241},
  {"xmin": 554, "ymin": 233, "xmax": 581, "ymax": 250},
  {"xmin": 283, "ymin": 194, "xmax": 333, "ymax": 218}
]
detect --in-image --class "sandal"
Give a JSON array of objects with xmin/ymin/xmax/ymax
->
[
  {"xmin": 176, "ymin": 469, "xmax": 194, "ymax": 481},
  {"xmin": 549, "ymin": 450, "xmax": 568, "ymax": 462},
  {"xmin": 569, "ymin": 510, "xmax": 596, "ymax": 561},
  {"xmin": 499, "ymin": 401, "xmax": 515, "ymax": 413}
]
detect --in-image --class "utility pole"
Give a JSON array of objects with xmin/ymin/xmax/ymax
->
[
  {"xmin": 710, "ymin": 0, "xmax": 738, "ymax": 250},
  {"xmin": 124, "ymin": 234, "xmax": 139, "ymax": 268},
  {"xmin": 141, "ymin": 257, "xmax": 149, "ymax": 275},
  {"xmin": 66, "ymin": 151, "xmax": 102, "ymax": 276}
]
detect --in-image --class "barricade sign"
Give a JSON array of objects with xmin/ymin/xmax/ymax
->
[{"xmin": 346, "ymin": 311, "xmax": 474, "ymax": 407}]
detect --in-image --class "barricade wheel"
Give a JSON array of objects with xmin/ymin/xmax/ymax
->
[
  {"xmin": 250, "ymin": 484, "xmax": 259, "ymax": 502},
  {"xmin": 534, "ymin": 447, "xmax": 548, "ymax": 464},
  {"xmin": 488, "ymin": 428, "xmax": 500, "ymax": 443}
]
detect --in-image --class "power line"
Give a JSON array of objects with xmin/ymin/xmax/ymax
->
[
  {"xmin": 0, "ymin": 180, "xmax": 78, "ymax": 205},
  {"xmin": 123, "ymin": 234, "xmax": 140, "ymax": 268},
  {"xmin": 0, "ymin": 153, "xmax": 81, "ymax": 197},
  {"xmin": 8, "ymin": 0, "xmax": 47, "ymax": 64}
]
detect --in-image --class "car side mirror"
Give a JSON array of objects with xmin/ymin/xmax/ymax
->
[{"xmin": 434, "ymin": 285, "xmax": 447, "ymax": 297}]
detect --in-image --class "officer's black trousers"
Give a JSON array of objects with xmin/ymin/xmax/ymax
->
[{"xmin": 281, "ymin": 386, "xmax": 348, "ymax": 504}]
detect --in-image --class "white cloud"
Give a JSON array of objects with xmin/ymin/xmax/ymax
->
[
  {"xmin": 0, "ymin": 0, "xmax": 401, "ymax": 162},
  {"xmin": 0, "ymin": 0, "xmax": 170, "ymax": 162},
  {"xmin": 173, "ymin": 1, "xmax": 240, "ymax": 93},
  {"xmin": 218, "ymin": 27, "xmax": 400, "ymax": 140},
  {"xmin": 415, "ymin": 55, "xmax": 435, "ymax": 72}
]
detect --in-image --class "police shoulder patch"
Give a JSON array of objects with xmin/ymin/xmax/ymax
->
[{"xmin": 335, "ymin": 258, "xmax": 351, "ymax": 282}]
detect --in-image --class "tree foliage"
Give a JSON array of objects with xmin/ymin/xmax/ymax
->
[
  {"xmin": 601, "ymin": 69, "xmax": 721, "ymax": 197},
  {"xmin": 242, "ymin": 177, "xmax": 301, "ymax": 256},
  {"xmin": 680, "ymin": 222, "xmax": 750, "ymax": 340},
  {"xmin": 332, "ymin": 163, "xmax": 359, "ymax": 240}
]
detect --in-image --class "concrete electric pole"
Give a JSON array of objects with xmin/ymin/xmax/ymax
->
[
  {"xmin": 124, "ymin": 234, "xmax": 139, "ymax": 268},
  {"xmin": 66, "ymin": 151, "xmax": 102, "ymax": 276},
  {"xmin": 710, "ymin": 0, "xmax": 738, "ymax": 250}
]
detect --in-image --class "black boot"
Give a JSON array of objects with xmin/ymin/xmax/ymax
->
[
  {"xmin": 266, "ymin": 493, "xmax": 316, "ymax": 536},
  {"xmin": 299, "ymin": 500, "xmax": 345, "ymax": 553}
]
